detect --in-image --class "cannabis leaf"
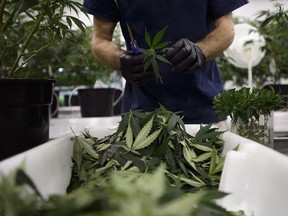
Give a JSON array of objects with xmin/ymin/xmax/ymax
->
[
  {"xmin": 144, "ymin": 26, "xmax": 171, "ymax": 83},
  {"xmin": 258, "ymin": 5, "xmax": 288, "ymax": 32}
]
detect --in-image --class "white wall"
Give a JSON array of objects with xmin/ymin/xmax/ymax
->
[{"xmin": 233, "ymin": 0, "xmax": 288, "ymax": 18}]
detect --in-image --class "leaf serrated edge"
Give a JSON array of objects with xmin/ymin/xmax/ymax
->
[
  {"xmin": 133, "ymin": 128, "xmax": 162, "ymax": 150},
  {"xmin": 133, "ymin": 116, "xmax": 154, "ymax": 147}
]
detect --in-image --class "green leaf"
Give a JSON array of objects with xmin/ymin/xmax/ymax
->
[
  {"xmin": 167, "ymin": 113, "xmax": 178, "ymax": 131},
  {"xmin": 66, "ymin": 16, "xmax": 73, "ymax": 29},
  {"xmin": 177, "ymin": 159, "xmax": 189, "ymax": 177},
  {"xmin": 79, "ymin": 164, "xmax": 87, "ymax": 181},
  {"xmin": 69, "ymin": 16, "xmax": 86, "ymax": 33},
  {"xmin": 260, "ymin": 15, "xmax": 276, "ymax": 31},
  {"xmin": 154, "ymin": 41, "xmax": 171, "ymax": 50},
  {"xmin": 133, "ymin": 128, "xmax": 162, "ymax": 150},
  {"xmin": 15, "ymin": 169, "xmax": 43, "ymax": 199},
  {"xmin": 193, "ymin": 144, "xmax": 213, "ymax": 152},
  {"xmin": 145, "ymin": 28, "xmax": 152, "ymax": 47},
  {"xmin": 73, "ymin": 138, "xmax": 82, "ymax": 171},
  {"xmin": 156, "ymin": 55, "xmax": 171, "ymax": 65},
  {"xmin": 121, "ymin": 161, "xmax": 133, "ymax": 170},
  {"xmin": 96, "ymin": 143, "xmax": 112, "ymax": 152},
  {"xmin": 212, "ymin": 156, "xmax": 225, "ymax": 174},
  {"xmin": 179, "ymin": 175, "xmax": 205, "ymax": 188},
  {"xmin": 76, "ymin": 136, "xmax": 98, "ymax": 159},
  {"xmin": 122, "ymin": 152, "xmax": 146, "ymax": 172},
  {"xmin": 189, "ymin": 170, "xmax": 206, "ymax": 185},
  {"xmin": 209, "ymin": 148, "xmax": 217, "ymax": 175},
  {"xmin": 152, "ymin": 25, "xmax": 168, "ymax": 47},
  {"xmin": 125, "ymin": 123, "xmax": 133, "ymax": 150},
  {"xmin": 18, "ymin": 0, "xmax": 39, "ymax": 13},
  {"xmin": 132, "ymin": 115, "xmax": 154, "ymax": 148},
  {"xmin": 93, "ymin": 160, "xmax": 117, "ymax": 178},
  {"xmin": 144, "ymin": 54, "xmax": 154, "ymax": 72},
  {"xmin": 160, "ymin": 191, "xmax": 202, "ymax": 215},
  {"xmin": 192, "ymin": 152, "xmax": 211, "ymax": 163},
  {"xmin": 183, "ymin": 146, "xmax": 197, "ymax": 170},
  {"xmin": 151, "ymin": 57, "xmax": 162, "ymax": 83},
  {"xmin": 153, "ymin": 137, "xmax": 170, "ymax": 156},
  {"xmin": 165, "ymin": 148, "xmax": 177, "ymax": 171},
  {"xmin": 130, "ymin": 114, "xmax": 141, "ymax": 136}
]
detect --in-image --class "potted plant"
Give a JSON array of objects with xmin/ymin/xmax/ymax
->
[
  {"xmin": 213, "ymin": 87, "xmax": 285, "ymax": 148},
  {"xmin": 0, "ymin": 0, "xmax": 87, "ymax": 160}
]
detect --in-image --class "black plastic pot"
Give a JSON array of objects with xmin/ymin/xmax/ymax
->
[
  {"xmin": 78, "ymin": 88, "xmax": 121, "ymax": 117},
  {"xmin": 51, "ymin": 90, "xmax": 59, "ymax": 118},
  {"xmin": 0, "ymin": 78, "xmax": 55, "ymax": 161},
  {"xmin": 64, "ymin": 94, "xmax": 79, "ymax": 106},
  {"xmin": 113, "ymin": 89, "xmax": 123, "ymax": 115}
]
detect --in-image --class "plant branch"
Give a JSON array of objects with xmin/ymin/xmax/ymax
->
[
  {"xmin": 8, "ymin": 12, "xmax": 45, "ymax": 77},
  {"xmin": 0, "ymin": 0, "xmax": 7, "ymax": 77},
  {"xmin": 2, "ymin": 6, "xmax": 18, "ymax": 33},
  {"xmin": 12, "ymin": 42, "xmax": 52, "ymax": 75}
]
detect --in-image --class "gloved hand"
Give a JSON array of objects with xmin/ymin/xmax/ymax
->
[
  {"xmin": 120, "ymin": 51, "xmax": 154, "ymax": 85},
  {"xmin": 163, "ymin": 38, "xmax": 206, "ymax": 73}
]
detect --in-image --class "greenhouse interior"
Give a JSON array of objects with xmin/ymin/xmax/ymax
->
[{"xmin": 0, "ymin": 0, "xmax": 288, "ymax": 215}]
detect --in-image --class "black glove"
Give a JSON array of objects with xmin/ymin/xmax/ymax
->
[
  {"xmin": 120, "ymin": 51, "xmax": 154, "ymax": 85},
  {"xmin": 163, "ymin": 38, "xmax": 206, "ymax": 73}
]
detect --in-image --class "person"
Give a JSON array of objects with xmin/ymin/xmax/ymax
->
[{"xmin": 83, "ymin": 0, "xmax": 249, "ymax": 125}]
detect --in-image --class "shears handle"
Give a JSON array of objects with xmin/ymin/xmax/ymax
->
[{"xmin": 131, "ymin": 40, "xmax": 141, "ymax": 54}]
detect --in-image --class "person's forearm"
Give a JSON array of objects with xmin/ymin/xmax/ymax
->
[
  {"xmin": 196, "ymin": 13, "xmax": 235, "ymax": 61},
  {"xmin": 92, "ymin": 38, "xmax": 123, "ymax": 70},
  {"xmin": 91, "ymin": 16, "xmax": 124, "ymax": 70}
]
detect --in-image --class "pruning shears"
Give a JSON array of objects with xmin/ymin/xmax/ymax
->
[{"xmin": 126, "ymin": 23, "xmax": 141, "ymax": 54}]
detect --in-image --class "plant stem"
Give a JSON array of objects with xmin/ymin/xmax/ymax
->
[
  {"xmin": 8, "ymin": 12, "xmax": 44, "ymax": 78},
  {"xmin": 0, "ymin": 0, "xmax": 7, "ymax": 77},
  {"xmin": 16, "ymin": 42, "xmax": 51, "ymax": 71}
]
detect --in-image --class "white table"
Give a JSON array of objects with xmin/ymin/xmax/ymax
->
[
  {"xmin": 49, "ymin": 116, "xmax": 121, "ymax": 139},
  {"xmin": 50, "ymin": 110, "xmax": 288, "ymax": 138}
]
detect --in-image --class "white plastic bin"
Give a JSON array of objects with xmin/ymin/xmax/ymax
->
[{"xmin": 0, "ymin": 124, "xmax": 288, "ymax": 216}]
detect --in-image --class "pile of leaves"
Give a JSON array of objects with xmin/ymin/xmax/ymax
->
[
  {"xmin": 0, "ymin": 166, "xmax": 243, "ymax": 216},
  {"xmin": 0, "ymin": 107, "xmax": 245, "ymax": 216},
  {"xmin": 69, "ymin": 106, "xmax": 226, "ymax": 193}
]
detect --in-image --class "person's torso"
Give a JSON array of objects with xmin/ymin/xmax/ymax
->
[{"xmin": 83, "ymin": 0, "xmax": 249, "ymax": 123}]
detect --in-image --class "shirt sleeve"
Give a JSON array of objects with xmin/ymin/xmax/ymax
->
[
  {"xmin": 208, "ymin": 0, "xmax": 249, "ymax": 20},
  {"xmin": 83, "ymin": 0, "xmax": 120, "ymax": 22}
]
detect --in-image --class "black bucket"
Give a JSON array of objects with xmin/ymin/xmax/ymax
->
[
  {"xmin": 0, "ymin": 78, "xmax": 55, "ymax": 161},
  {"xmin": 78, "ymin": 88, "xmax": 118, "ymax": 117}
]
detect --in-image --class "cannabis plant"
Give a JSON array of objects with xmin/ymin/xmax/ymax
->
[
  {"xmin": 0, "ymin": 0, "xmax": 87, "ymax": 78},
  {"xmin": 213, "ymin": 87, "xmax": 285, "ymax": 147}
]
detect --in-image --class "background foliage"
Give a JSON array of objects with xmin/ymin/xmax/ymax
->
[
  {"xmin": 217, "ymin": 4, "xmax": 288, "ymax": 88},
  {"xmin": 0, "ymin": 0, "xmax": 87, "ymax": 78},
  {"xmin": 15, "ymin": 25, "xmax": 124, "ymax": 86}
]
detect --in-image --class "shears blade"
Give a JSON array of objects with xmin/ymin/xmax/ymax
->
[{"xmin": 126, "ymin": 23, "xmax": 140, "ymax": 54}]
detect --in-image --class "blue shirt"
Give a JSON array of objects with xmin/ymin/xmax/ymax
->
[{"xmin": 83, "ymin": 0, "xmax": 249, "ymax": 123}]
